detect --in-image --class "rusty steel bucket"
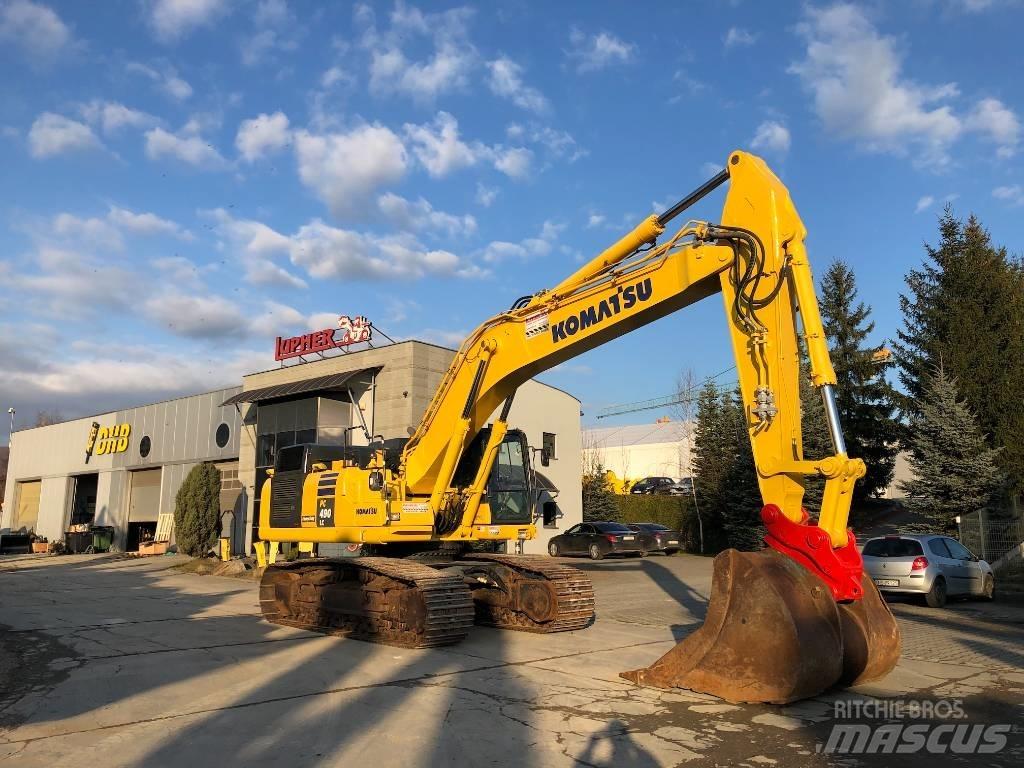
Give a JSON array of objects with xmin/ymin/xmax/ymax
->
[{"xmin": 620, "ymin": 548, "xmax": 900, "ymax": 704}]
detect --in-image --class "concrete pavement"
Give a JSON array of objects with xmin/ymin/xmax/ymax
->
[{"xmin": 0, "ymin": 552, "xmax": 1022, "ymax": 767}]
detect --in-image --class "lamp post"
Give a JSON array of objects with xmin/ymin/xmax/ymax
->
[{"xmin": 7, "ymin": 407, "xmax": 13, "ymax": 438}]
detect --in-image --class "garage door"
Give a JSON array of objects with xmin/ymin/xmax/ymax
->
[
  {"xmin": 128, "ymin": 469, "xmax": 162, "ymax": 522},
  {"xmin": 14, "ymin": 480, "xmax": 41, "ymax": 532}
]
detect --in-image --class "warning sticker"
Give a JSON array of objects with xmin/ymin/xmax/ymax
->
[
  {"xmin": 524, "ymin": 311, "xmax": 549, "ymax": 339},
  {"xmin": 403, "ymin": 502, "xmax": 430, "ymax": 513}
]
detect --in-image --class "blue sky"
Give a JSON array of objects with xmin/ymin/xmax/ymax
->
[{"xmin": 2, "ymin": 0, "xmax": 1023, "ymax": 443}]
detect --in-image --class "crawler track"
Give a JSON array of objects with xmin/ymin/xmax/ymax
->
[
  {"xmin": 259, "ymin": 557, "xmax": 474, "ymax": 648},
  {"xmin": 462, "ymin": 553, "xmax": 596, "ymax": 633}
]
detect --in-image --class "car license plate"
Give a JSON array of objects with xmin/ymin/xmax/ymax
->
[
  {"xmin": 874, "ymin": 579, "xmax": 899, "ymax": 587},
  {"xmin": 622, "ymin": 536, "xmax": 634, "ymax": 541},
  {"xmin": 667, "ymin": 540, "xmax": 678, "ymax": 544}
]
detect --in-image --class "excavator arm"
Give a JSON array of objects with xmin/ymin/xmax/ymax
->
[{"xmin": 401, "ymin": 150, "xmax": 865, "ymax": 600}]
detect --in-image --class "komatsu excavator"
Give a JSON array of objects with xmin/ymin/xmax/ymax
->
[{"xmin": 256, "ymin": 151, "xmax": 901, "ymax": 704}]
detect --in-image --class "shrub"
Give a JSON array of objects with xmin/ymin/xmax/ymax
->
[{"xmin": 174, "ymin": 462, "xmax": 222, "ymax": 557}]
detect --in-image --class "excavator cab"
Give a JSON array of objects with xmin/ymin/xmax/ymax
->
[{"xmin": 453, "ymin": 426, "xmax": 534, "ymax": 526}]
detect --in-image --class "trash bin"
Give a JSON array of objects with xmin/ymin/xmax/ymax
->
[
  {"xmin": 66, "ymin": 531, "xmax": 92, "ymax": 554},
  {"xmin": 91, "ymin": 526, "xmax": 115, "ymax": 553}
]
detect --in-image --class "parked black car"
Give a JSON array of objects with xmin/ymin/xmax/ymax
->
[
  {"xmin": 625, "ymin": 523, "xmax": 682, "ymax": 555},
  {"xmin": 630, "ymin": 476, "xmax": 692, "ymax": 495},
  {"xmin": 547, "ymin": 521, "xmax": 645, "ymax": 560}
]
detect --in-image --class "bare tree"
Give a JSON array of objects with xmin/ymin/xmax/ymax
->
[
  {"xmin": 34, "ymin": 410, "xmax": 64, "ymax": 427},
  {"xmin": 673, "ymin": 369, "xmax": 704, "ymax": 552}
]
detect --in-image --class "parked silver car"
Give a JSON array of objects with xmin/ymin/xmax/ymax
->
[{"xmin": 861, "ymin": 534, "xmax": 995, "ymax": 608}]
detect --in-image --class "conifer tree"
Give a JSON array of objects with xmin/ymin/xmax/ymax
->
[
  {"xmin": 174, "ymin": 462, "xmax": 222, "ymax": 557},
  {"xmin": 896, "ymin": 210, "xmax": 1024, "ymax": 492},
  {"xmin": 719, "ymin": 388, "xmax": 764, "ymax": 551},
  {"xmin": 798, "ymin": 359, "xmax": 832, "ymax": 516},
  {"xmin": 819, "ymin": 260, "xmax": 901, "ymax": 502},
  {"xmin": 582, "ymin": 465, "xmax": 621, "ymax": 522},
  {"xmin": 900, "ymin": 367, "xmax": 1005, "ymax": 534},
  {"xmin": 691, "ymin": 381, "xmax": 731, "ymax": 551}
]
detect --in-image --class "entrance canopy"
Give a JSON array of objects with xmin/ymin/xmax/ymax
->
[{"xmin": 221, "ymin": 367, "xmax": 380, "ymax": 406}]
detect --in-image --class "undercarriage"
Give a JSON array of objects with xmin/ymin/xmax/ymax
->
[{"xmin": 259, "ymin": 553, "xmax": 595, "ymax": 648}]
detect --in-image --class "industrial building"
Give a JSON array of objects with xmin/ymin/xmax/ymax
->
[
  {"xmin": 582, "ymin": 420, "xmax": 693, "ymax": 485},
  {"xmin": 2, "ymin": 339, "xmax": 582, "ymax": 556}
]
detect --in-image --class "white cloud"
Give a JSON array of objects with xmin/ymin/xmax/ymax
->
[
  {"xmin": 80, "ymin": 100, "xmax": 157, "ymax": 134},
  {"xmin": 724, "ymin": 27, "xmax": 756, "ymax": 48},
  {"xmin": 208, "ymin": 208, "xmax": 484, "ymax": 282},
  {"xmin": 493, "ymin": 146, "xmax": 533, "ymax": 179},
  {"xmin": 28, "ymin": 112, "xmax": 101, "ymax": 158},
  {"xmin": 0, "ymin": 0, "xmax": 71, "ymax": 63},
  {"xmin": 240, "ymin": 0, "xmax": 300, "ymax": 67},
  {"xmin": 294, "ymin": 123, "xmax": 407, "ymax": 218},
  {"xmin": 204, "ymin": 207, "xmax": 304, "ymax": 288},
  {"xmin": 321, "ymin": 65, "xmax": 354, "ymax": 89},
  {"xmin": 965, "ymin": 98, "xmax": 1020, "ymax": 157},
  {"xmin": 486, "ymin": 57, "xmax": 548, "ymax": 113},
  {"xmin": 475, "ymin": 182, "xmax": 498, "ymax": 207},
  {"xmin": 144, "ymin": 125, "xmax": 226, "ymax": 169},
  {"xmin": 288, "ymin": 220, "xmax": 467, "ymax": 280},
  {"xmin": 377, "ymin": 193, "xmax": 477, "ymax": 238},
  {"xmin": 359, "ymin": 3, "xmax": 477, "ymax": 101},
  {"xmin": 145, "ymin": 292, "xmax": 249, "ymax": 338},
  {"xmin": 511, "ymin": 123, "xmax": 586, "ymax": 162},
  {"xmin": 914, "ymin": 195, "xmax": 935, "ymax": 213},
  {"xmin": 236, "ymin": 111, "xmax": 291, "ymax": 162},
  {"xmin": 164, "ymin": 73, "xmax": 193, "ymax": 100},
  {"xmin": 148, "ymin": 0, "xmax": 230, "ymax": 43},
  {"xmin": 789, "ymin": 4, "xmax": 962, "ymax": 162},
  {"xmin": 417, "ymin": 328, "xmax": 470, "ymax": 347},
  {"xmin": 13, "ymin": 246, "xmax": 139, "ymax": 312},
  {"xmin": 480, "ymin": 220, "xmax": 564, "ymax": 263},
  {"xmin": 993, "ymin": 185, "xmax": 1024, "ymax": 205},
  {"xmin": 107, "ymin": 206, "xmax": 192, "ymax": 240},
  {"xmin": 587, "ymin": 213, "xmax": 605, "ymax": 228},
  {"xmin": 52, "ymin": 213, "xmax": 123, "ymax": 250},
  {"xmin": 700, "ymin": 161, "xmax": 723, "ymax": 178},
  {"xmin": 126, "ymin": 61, "xmax": 193, "ymax": 100},
  {"xmin": 750, "ymin": 120, "xmax": 791, "ymax": 155},
  {"xmin": 404, "ymin": 111, "xmax": 478, "ymax": 178},
  {"xmin": 566, "ymin": 27, "xmax": 634, "ymax": 73}
]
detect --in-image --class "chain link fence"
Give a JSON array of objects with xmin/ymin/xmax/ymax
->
[{"xmin": 958, "ymin": 509, "xmax": 1024, "ymax": 569}]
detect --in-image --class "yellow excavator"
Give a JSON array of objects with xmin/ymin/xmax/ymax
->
[{"xmin": 256, "ymin": 151, "xmax": 901, "ymax": 704}]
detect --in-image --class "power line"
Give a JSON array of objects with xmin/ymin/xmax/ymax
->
[{"xmin": 595, "ymin": 366, "xmax": 738, "ymax": 419}]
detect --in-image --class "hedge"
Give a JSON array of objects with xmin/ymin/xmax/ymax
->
[{"xmin": 613, "ymin": 494, "xmax": 701, "ymax": 551}]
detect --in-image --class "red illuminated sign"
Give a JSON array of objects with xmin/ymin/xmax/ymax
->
[{"xmin": 275, "ymin": 315, "xmax": 372, "ymax": 361}]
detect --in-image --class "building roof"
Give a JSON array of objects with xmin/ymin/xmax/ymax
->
[{"xmin": 583, "ymin": 421, "xmax": 692, "ymax": 448}]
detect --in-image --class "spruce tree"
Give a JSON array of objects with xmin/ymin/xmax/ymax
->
[
  {"xmin": 582, "ymin": 465, "xmax": 621, "ymax": 522},
  {"xmin": 896, "ymin": 210, "xmax": 1024, "ymax": 492},
  {"xmin": 900, "ymin": 367, "xmax": 1005, "ymax": 534},
  {"xmin": 719, "ymin": 388, "xmax": 764, "ymax": 551},
  {"xmin": 691, "ymin": 381, "xmax": 730, "ymax": 551},
  {"xmin": 798, "ymin": 359, "xmax": 832, "ymax": 516},
  {"xmin": 819, "ymin": 260, "xmax": 901, "ymax": 502}
]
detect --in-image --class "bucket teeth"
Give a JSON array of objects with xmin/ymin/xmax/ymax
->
[{"xmin": 620, "ymin": 548, "xmax": 900, "ymax": 704}]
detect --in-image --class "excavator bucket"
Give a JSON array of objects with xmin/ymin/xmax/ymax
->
[{"xmin": 620, "ymin": 548, "xmax": 900, "ymax": 704}]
